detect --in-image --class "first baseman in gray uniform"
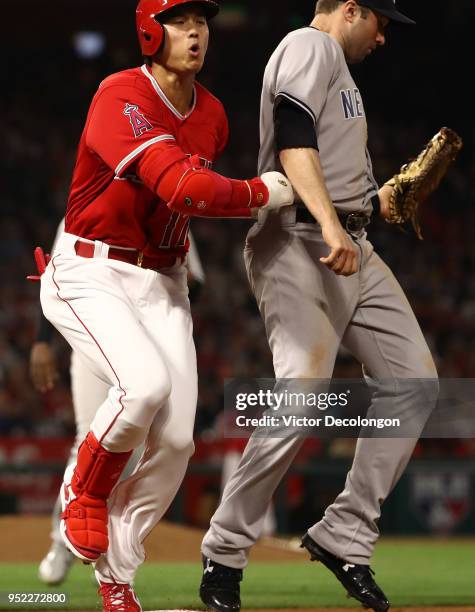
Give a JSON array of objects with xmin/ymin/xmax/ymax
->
[{"xmin": 200, "ymin": 2, "xmax": 439, "ymax": 611}]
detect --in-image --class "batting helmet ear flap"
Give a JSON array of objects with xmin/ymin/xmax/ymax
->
[
  {"xmin": 141, "ymin": 20, "xmax": 165, "ymax": 57},
  {"xmin": 136, "ymin": 0, "xmax": 166, "ymax": 57}
]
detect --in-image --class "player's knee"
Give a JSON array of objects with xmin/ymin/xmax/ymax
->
[
  {"xmin": 128, "ymin": 374, "xmax": 172, "ymax": 416},
  {"xmin": 410, "ymin": 359, "xmax": 439, "ymax": 403},
  {"xmin": 424, "ymin": 368, "xmax": 439, "ymax": 384},
  {"xmin": 403, "ymin": 347, "xmax": 437, "ymax": 379},
  {"xmin": 161, "ymin": 431, "xmax": 195, "ymax": 458},
  {"xmin": 143, "ymin": 377, "xmax": 172, "ymax": 409}
]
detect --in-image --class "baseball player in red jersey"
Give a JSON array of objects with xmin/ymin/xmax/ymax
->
[{"xmin": 38, "ymin": 0, "xmax": 294, "ymax": 609}]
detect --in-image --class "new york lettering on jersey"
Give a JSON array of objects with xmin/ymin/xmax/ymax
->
[
  {"xmin": 65, "ymin": 64, "xmax": 228, "ymax": 255},
  {"xmin": 340, "ymin": 88, "xmax": 365, "ymax": 120}
]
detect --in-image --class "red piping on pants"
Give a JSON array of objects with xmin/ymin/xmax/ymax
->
[{"xmin": 51, "ymin": 255, "xmax": 126, "ymax": 445}]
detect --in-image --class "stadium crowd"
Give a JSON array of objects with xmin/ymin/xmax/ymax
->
[{"xmin": 1, "ymin": 0, "xmax": 474, "ymax": 462}]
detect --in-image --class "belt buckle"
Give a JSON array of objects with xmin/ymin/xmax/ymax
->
[{"xmin": 137, "ymin": 251, "xmax": 144, "ymax": 267}]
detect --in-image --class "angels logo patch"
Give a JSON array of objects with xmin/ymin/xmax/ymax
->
[{"xmin": 124, "ymin": 103, "xmax": 153, "ymax": 138}]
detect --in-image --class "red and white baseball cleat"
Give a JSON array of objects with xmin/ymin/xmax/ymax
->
[
  {"xmin": 98, "ymin": 581, "xmax": 142, "ymax": 612},
  {"xmin": 60, "ymin": 432, "xmax": 132, "ymax": 562}
]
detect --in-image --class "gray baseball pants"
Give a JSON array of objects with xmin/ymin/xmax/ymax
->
[{"xmin": 202, "ymin": 212, "xmax": 438, "ymax": 567}]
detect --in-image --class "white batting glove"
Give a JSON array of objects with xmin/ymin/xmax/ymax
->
[{"xmin": 260, "ymin": 172, "xmax": 294, "ymax": 210}]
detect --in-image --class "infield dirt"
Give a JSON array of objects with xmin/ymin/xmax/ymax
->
[
  {"xmin": 0, "ymin": 517, "xmax": 473, "ymax": 612},
  {"xmin": 0, "ymin": 516, "xmax": 302, "ymax": 563}
]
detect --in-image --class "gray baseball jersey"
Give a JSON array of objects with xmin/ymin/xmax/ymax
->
[
  {"xmin": 202, "ymin": 23, "xmax": 438, "ymax": 578},
  {"xmin": 259, "ymin": 27, "xmax": 378, "ymax": 214}
]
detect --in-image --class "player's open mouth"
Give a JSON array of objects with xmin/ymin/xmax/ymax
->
[{"xmin": 189, "ymin": 44, "xmax": 200, "ymax": 57}]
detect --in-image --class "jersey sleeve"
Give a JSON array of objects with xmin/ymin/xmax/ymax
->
[
  {"xmin": 273, "ymin": 31, "xmax": 337, "ymax": 126},
  {"xmin": 85, "ymin": 83, "xmax": 177, "ymax": 178}
]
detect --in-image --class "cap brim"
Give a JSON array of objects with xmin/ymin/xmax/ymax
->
[{"xmin": 377, "ymin": 8, "xmax": 416, "ymax": 25}]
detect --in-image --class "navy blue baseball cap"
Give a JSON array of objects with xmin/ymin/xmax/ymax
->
[{"xmin": 357, "ymin": 0, "xmax": 416, "ymax": 25}]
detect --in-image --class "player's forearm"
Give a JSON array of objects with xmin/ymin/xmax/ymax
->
[
  {"xmin": 136, "ymin": 146, "xmax": 268, "ymax": 217},
  {"xmin": 279, "ymin": 148, "xmax": 339, "ymax": 227}
]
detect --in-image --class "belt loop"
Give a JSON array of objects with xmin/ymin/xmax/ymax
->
[{"xmin": 94, "ymin": 241, "xmax": 109, "ymax": 258}]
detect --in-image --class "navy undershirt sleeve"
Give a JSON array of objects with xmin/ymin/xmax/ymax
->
[{"xmin": 274, "ymin": 95, "xmax": 319, "ymax": 152}]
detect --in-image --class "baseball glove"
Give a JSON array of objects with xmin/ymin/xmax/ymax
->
[{"xmin": 384, "ymin": 127, "xmax": 463, "ymax": 239}]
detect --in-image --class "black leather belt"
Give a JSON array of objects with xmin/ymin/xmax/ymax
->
[{"xmin": 295, "ymin": 205, "xmax": 371, "ymax": 233}]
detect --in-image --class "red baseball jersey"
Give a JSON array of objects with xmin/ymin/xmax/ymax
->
[{"xmin": 65, "ymin": 65, "xmax": 229, "ymax": 255}]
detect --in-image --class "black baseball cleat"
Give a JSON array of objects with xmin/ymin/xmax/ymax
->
[
  {"xmin": 199, "ymin": 555, "xmax": 242, "ymax": 612},
  {"xmin": 301, "ymin": 533, "xmax": 390, "ymax": 612}
]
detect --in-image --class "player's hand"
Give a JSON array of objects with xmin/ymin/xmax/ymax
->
[
  {"xmin": 29, "ymin": 342, "xmax": 59, "ymax": 393},
  {"xmin": 377, "ymin": 184, "xmax": 393, "ymax": 221},
  {"xmin": 320, "ymin": 221, "xmax": 359, "ymax": 276},
  {"xmin": 260, "ymin": 172, "xmax": 294, "ymax": 210}
]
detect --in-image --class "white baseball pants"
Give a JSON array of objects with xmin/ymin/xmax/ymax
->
[{"xmin": 41, "ymin": 232, "xmax": 197, "ymax": 583}]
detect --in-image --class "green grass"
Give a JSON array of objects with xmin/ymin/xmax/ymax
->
[{"xmin": 0, "ymin": 540, "xmax": 474, "ymax": 609}]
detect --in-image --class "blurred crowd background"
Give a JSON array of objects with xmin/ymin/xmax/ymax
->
[{"xmin": 1, "ymin": 0, "xmax": 474, "ymax": 532}]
